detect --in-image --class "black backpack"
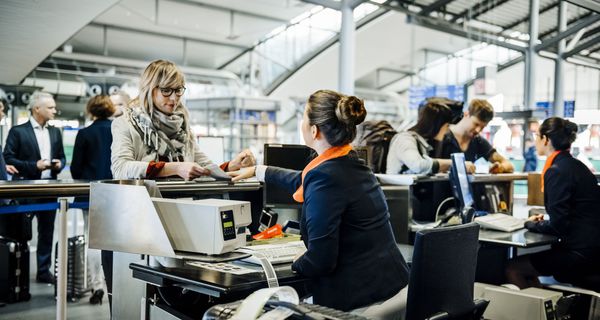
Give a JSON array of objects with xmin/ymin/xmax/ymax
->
[{"xmin": 353, "ymin": 120, "xmax": 397, "ymax": 173}]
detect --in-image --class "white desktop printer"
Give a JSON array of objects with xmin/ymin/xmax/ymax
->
[
  {"xmin": 474, "ymin": 282, "xmax": 562, "ymax": 320},
  {"xmin": 151, "ymin": 198, "xmax": 252, "ymax": 255}
]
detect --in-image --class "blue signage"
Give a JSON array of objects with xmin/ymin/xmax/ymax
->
[{"xmin": 408, "ymin": 85, "xmax": 464, "ymax": 109}]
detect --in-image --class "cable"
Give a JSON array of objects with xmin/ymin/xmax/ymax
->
[{"xmin": 435, "ymin": 196, "xmax": 455, "ymax": 221}]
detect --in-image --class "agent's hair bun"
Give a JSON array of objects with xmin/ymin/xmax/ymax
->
[
  {"xmin": 564, "ymin": 120, "xmax": 578, "ymax": 143},
  {"xmin": 335, "ymin": 95, "xmax": 366, "ymax": 126}
]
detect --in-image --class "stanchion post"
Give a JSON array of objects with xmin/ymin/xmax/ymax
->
[{"xmin": 57, "ymin": 198, "xmax": 69, "ymax": 320}]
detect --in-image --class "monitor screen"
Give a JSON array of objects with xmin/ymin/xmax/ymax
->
[
  {"xmin": 450, "ymin": 153, "xmax": 474, "ymax": 209},
  {"xmin": 263, "ymin": 144, "xmax": 316, "ymax": 208}
]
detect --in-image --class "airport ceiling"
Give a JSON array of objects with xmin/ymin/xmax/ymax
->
[
  {"xmin": 379, "ymin": 0, "xmax": 600, "ymax": 63},
  {"xmin": 1, "ymin": 0, "xmax": 598, "ymax": 89},
  {"xmin": 65, "ymin": 0, "xmax": 600, "ymax": 72},
  {"xmin": 67, "ymin": 0, "xmax": 314, "ymax": 68}
]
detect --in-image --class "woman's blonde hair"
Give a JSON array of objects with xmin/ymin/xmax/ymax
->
[
  {"xmin": 135, "ymin": 59, "xmax": 194, "ymax": 143},
  {"xmin": 137, "ymin": 59, "xmax": 186, "ymax": 116}
]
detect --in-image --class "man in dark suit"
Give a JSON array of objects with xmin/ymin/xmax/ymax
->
[{"xmin": 3, "ymin": 92, "xmax": 66, "ymax": 283}]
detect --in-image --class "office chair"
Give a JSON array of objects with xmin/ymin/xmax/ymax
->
[{"xmin": 406, "ymin": 223, "xmax": 488, "ymax": 320}]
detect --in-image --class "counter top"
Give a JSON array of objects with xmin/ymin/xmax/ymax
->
[{"xmin": 0, "ymin": 179, "xmax": 261, "ymax": 198}]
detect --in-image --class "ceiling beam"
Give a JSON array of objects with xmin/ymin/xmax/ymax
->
[
  {"xmin": 563, "ymin": 34, "xmax": 600, "ymax": 58},
  {"xmin": 406, "ymin": 15, "xmax": 527, "ymax": 52},
  {"xmin": 88, "ymin": 22, "xmax": 249, "ymax": 50},
  {"xmin": 502, "ymin": 1, "xmax": 557, "ymax": 31},
  {"xmin": 419, "ymin": 0, "xmax": 456, "ymax": 16},
  {"xmin": 538, "ymin": 12, "xmax": 592, "ymax": 39},
  {"xmin": 166, "ymin": 0, "xmax": 288, "ymax": 23},
  {"xmin": 451, "ymin": 0, "xmax": 512, "ymax": 23},
  {"xmin": 565, "ymin": 0, "xmax": 600, "ymax": 13},
  {"xmin": 535, "ymin": 13, "xmax": 600, "ymax": 51}
]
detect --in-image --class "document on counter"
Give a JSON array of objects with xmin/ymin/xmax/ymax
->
[{"xmin": 474, "ymin": 157, "xmax": 490, "ymax": 174}]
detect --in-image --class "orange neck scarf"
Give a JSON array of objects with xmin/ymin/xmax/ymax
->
[
  {"xmin": 292, "ymin": 144, "xmax": 352, "ymax": 203},
  {"xmin": 541, "ymin": 150, "xmax": 563, "ymax": 193}
]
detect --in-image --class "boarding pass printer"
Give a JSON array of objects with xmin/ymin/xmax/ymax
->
[
  {"xmin": 89, "ymin": 180, "xmax": 251, "ymax": 258},
  {"xmin": 151, "ymin": 198, "xmax": 251, "ymax": 255}
]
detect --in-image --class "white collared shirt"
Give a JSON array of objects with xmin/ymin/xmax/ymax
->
[{"xmin": 30, "ymin": 117, "xmax": 52, "ymax": 179}]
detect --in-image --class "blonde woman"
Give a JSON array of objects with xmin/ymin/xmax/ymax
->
[{"xmin": 111, "ymin": 59, "xmax": 254, "ymax": 180}]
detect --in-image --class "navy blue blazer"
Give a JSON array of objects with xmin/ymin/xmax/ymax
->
[
  {"xmin": 526, "ymin": 151, "xmax": 600, "ymax": 250},
  {"xmin": 70, "ymin": 119, "xmax": 113, "ymax": 180},
  {"xmin": 0, "ymin": 144, "xmax": 6, "ymax": 180},
  {"xmin": 3, "ymin": 121, "xmax": 65, "ymax": 180},
  {"xmin": 265, "ymin": 153, "xmax": 409, "ymax": 311}
]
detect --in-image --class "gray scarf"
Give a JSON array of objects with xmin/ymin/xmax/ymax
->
[{"xmin": 128, "ymin": 107, "xmax": 189, "ymax": 161}]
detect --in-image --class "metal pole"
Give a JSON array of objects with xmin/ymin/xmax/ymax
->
[
  {"xmin": 339, "ymin": 0, "xmax": 355, "ymax": 95},
  {"xmin": 525, "ymin": 0, "xmax": 540, "ymax": 109},
  {"xmin": 553, "ymin": 1, "xmax": 567, "ymax": 116},
  {"xmin": 56, "ymin": 198, "xmax": 69, "ymax": 320}
]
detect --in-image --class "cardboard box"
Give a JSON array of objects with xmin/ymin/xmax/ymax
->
[{"xmin": 527, "ymin": 173, "xmax": 544, "ymax": 206}]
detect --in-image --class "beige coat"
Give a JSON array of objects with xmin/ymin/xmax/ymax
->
[{"xmin": 110, "ymin": 115, "xmax": 213, "ymax": 179}]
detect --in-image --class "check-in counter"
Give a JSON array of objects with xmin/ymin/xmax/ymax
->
[
  {"xmin": 0, "ymin": 179, "xmax": 263, "ymax": 320},
  {"xmin": 379, "ymin": 173, "xmax": 528, "ymax": 244}
]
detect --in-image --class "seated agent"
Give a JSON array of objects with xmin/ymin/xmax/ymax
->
[
  {"xmin": 441, "ymin": 99, "xmax": 514, "ymax": 173},
  {"xmin": 506, "ymin": 117, "xmax": 600, "ymax": 289},
  {"xmin": 231, "ymin": 90, "xmax": 409, "ymax": 313},
  {"xmin": 386, "ymin": 100, "xmax": 475, "ymax": 174}
]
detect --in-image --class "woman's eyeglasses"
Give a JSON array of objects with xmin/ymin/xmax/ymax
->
[{"xmin": 158, "ymin": 87, "xmax": 186, "ymax": 97}]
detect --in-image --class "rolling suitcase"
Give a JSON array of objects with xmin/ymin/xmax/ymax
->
[
  {"xmin": 54, "ymin": 235, "xmax": 89, "ymax": 301},
  {"xmin": 0, "ymin": 236, "xmax": 31, "ymax": 303}
]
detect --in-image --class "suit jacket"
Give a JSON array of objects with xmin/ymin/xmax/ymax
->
[
  {"xmin": 3, "ymin": 121, "xmax": 65, "ymax": 180},
  {"xmin": 71, "ymin": 119, "xmax": 113, "ymax": 180},
  {"xmin": 526, "ymin": 151, "xmax": 600, "ymax": 250},
  {"xmin": 266, "ymin": 153, "xmax": 409, "ymax": 311},
  {"xmin": 0, "ymin": 144, "xmax": 6, "ymax": 180}
]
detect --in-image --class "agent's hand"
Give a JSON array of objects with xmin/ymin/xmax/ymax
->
[
  {"xmin": 228, "ymin": 166, "xmax": 256, "ymax": 182},
  {"xmin": 176, "ymin": 162, "xmax": 210, "ymax": 180},
  {"xmin": 228, "ymin": 149, "xmax": 256, "ymax": 171},
  {"xmin": 528, "ymin": 214, "xmax": 544, "ymax": 222},
  {"xmin": 6, "ymin": 165, "xmax": 18, "ymax": 175},
  {"xmin": 36, "ymin": 159, "xmax": 51, "ymax": 171},
  {"xmin": 465, "ymin": 161, "xmax": 476, "ymax": 174}
]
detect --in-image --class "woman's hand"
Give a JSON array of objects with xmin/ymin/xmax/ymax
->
[
  {"xmin": 465, "ymin": 161, "xmax": 476, "ymax": 174},
  {"xmin": 175, "ymin": 162, "xmax": 210, "ymax": 180},
  {"xmin": 228, "ymin": 149, "xmax": 256, "ymax": 171},
  {"xmin": 528, "ymin": 214, "xmax": 544, "ymax": 222},
  {"xmin": 227, "ymin": 166, "xmax": 256, "ymax": 182}
]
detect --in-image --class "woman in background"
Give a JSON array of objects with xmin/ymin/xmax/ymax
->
[
  {"xmin": 386, "ymin": 100, "xmax": 475, "ymax": 174},
  {"xmin": 70, "ymin": 95, "xmax": 115, "ymax": 305},
  {"xmin": 231, "ymin": 90, "xmax": 409, "ymax": 314},
  {"xmin": 506, "ymin": 117, "xmax": 600, "ymax": 288},
  {"xmin": 111, "ymin": 59, "xmax": 254, "ymax": 181}
]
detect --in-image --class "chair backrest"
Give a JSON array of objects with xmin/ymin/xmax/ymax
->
[{"xmin": 406, "ymin": 222, "xmax": 480, "ymax": 320}]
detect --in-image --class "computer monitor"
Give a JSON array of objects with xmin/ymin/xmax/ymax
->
[
  {"xmin": 449, "ymin": 152, "xmax": 474, "ymax": 210},
  {"xmin": 263, "ymin": 144, "xmax": 316, "ymax": 208}
]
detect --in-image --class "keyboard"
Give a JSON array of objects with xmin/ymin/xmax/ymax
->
[
  {"xmin": 204, "ymin": 300, "xmax": 367, "ymax": 320},
  {"xmin": 239, "ymin": 241, "xmax": 307, "ymax": 265},
  {"xmin": 475, "ymin": 213, "xmax": 526, "ymax": 232}
]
